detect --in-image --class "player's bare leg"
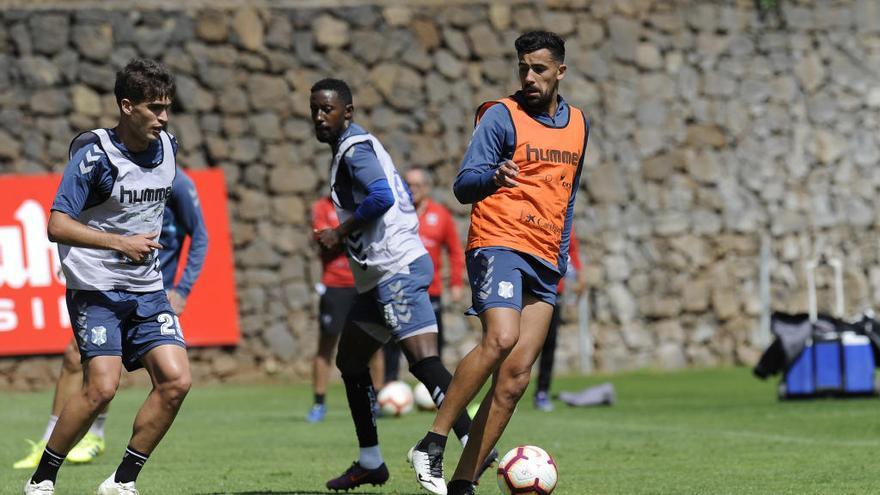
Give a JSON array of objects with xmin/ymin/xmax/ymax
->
[
  {"xmin": 427, "ymin": 307, "xmax": 521, "ymax": 437},
  {"xmin": 15, "ymin": 342, "xmax": 87, "ymax": 470},
  {"xmin": 398, "ymin": 333, "xmax": 477, "ymax": 450},
  {"xmin": 25, "ymin": 356, "xmax": 122, "ymax": 491},
  {"xmin": 128, "ymin": 345, "xmax": 191, "ymax": 454},
  {"xmin": 95, "ymin": 345, "xmax": 191, "ymax": 494},
  {"xmin": 53, "ymin": 342, "xmax": 109, "ymax": 465},
  {"xmin": 408, "ymin": 317, "xmax": 515, "ymax": 495},
  {"xmin": 326, "ymin": 322, "xmax": 390, "ymax": 491},
  {"xmin": 48, "ymin": 356, "xmax": 121, "ymax": 454},
  {"xmin": 450, "ymin": 297, "xmax": 553, "ymax": 484},
  {"xmin": 53, "ymin": 341, "xmax": 85, "ymax": 416}
]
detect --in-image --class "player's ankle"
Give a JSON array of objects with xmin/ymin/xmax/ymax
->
[{"xmin": 417, "ymin": 431, "xmax": 448, "ymax": 451}]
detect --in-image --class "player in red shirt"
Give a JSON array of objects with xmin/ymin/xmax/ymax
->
[
  {"xmin": 534, "ymin": 231, "xmax": 586, "ymax": 411},
  {"xmin": 309, "ymin": 196, "xmax": 379, "ymax": 422},
  {"xmin": 383, "ymin": 167, "xmax": 466, "ymax": 381}
]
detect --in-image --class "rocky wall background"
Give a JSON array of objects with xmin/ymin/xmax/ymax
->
[{"xmin": 3, "ymin": 0, "xmax": 880, "ymax": 390}]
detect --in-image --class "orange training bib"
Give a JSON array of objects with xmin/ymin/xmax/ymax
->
[{"xmin": 466, "ymin": 97, "xmax": 588, "ymax": 269}]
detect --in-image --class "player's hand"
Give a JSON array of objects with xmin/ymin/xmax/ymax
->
[
  {"xmin": 450, "ymin": 285, "xmax": 464, "ymax": 303},
  {"xmin": 116, "ymin": 232, "xmax": 162, "ymax": 263},
  {"xmin": 315, "ymin": 228, "xmax": 343, "ymax": 253},
  {"xmin": 493, "ymin": 160, "xmax": 519, "ymax": 188},
  {"xmin": 167, "ymin": 289, "xmax": 187, "ymax": 315}
]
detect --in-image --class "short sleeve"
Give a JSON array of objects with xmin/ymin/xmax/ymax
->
[
  {"xmin": 343, "ymin": 141, "xmax": 386, "ymax": 189},
  {"xmin": 51, "ymin": 143, "xmax": 115, "ymax": 217}
]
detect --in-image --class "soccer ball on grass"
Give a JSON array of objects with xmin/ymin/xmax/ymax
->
[
  {"xmin": 376, "ymin": 380, "xmax": 413, "ymax": 417},
  {"xmin": 413, "ymin": 382, "xmax": 437, "ymax": 411},
  {"xmin": 496, "ymin": 445, "xmax": 558, "ymax": 494}
]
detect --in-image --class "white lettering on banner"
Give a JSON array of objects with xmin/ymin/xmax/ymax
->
[
  {"xmin": 0, "ymin": 299, "xmax": 17, "ymax": 332},
  {"xmin": 0, "ymin": 200, "xmax": 61, "ymax": 289},
  {"xmin": 31, "ymin": 297, "xmax": 45, "ymax": 330},
  {"xmin": 0, "ymin": 227, "xmax": 26, "ymax": 288},
  {"xmin": 16, "ymin": 200, "xmax": 60, "ymax": 287}
]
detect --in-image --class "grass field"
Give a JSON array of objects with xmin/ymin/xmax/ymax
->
[{"xmin": 3, "ymin": 367, "xmax": 880, "ymax": 494}]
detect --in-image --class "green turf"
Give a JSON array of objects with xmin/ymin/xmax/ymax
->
[{"xmin": 3, "ymin": 367, "xmax": 879, "ymax": 494}]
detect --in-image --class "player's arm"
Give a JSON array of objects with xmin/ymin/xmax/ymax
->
[
  {"xmin": 168, "ymin": 173, "xmax": 208, "ymax": 300},
  {"xmin": 441, "ymin": 207, "xmax": 466, "ymax": 302},
  {"xmin": 316, "ymin": 142, "xmax": 393, "ymax": 251},
  {"xmin": 48, "ymin": 147, "xmax": 160, "ymax": 262},
  {"xmin": 453, "ymin": 104, "xmax": 517, "ymax": 204}
]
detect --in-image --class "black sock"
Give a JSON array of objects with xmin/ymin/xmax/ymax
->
[
  {"xmin": 115, "ymin": 446, "xmax": 149, "ymax": 483},
  {"xmin": 448, "ymin": 479, "xmax": 474, "ymax": 494},
  {"xmin": 417, "ymin": 430, "xmax": 448, "ymax": 451},
  {"xmin": 31, "ymin": 446, "xmax": 65, "ymax": 484},
  {"xmin": 342, "ymin": 369, "xmax": 378, "ymax": 448},
  {"xmin": 314, "ymin": 393, "xmax": 325, "ymax": 405},
  {"xmin": 409, "ymin": 356, "xmax": 472, "ymax": 442}
]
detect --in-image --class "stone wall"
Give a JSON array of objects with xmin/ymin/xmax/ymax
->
[{"xmin": 3, "ymin": 0, "xmax": 880, "ymax": 389}]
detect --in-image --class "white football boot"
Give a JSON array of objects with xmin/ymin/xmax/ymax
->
[
  {"xmin": 409, "ymin": 444, "xmax": 447, "ymax": 495},
  {"xmin": 97, "ymin": 472, "xmax": 139, "ymax": 495},
  {"xmin": 23, "ymin": 479, "xmax": 54, "ymax": 495}
]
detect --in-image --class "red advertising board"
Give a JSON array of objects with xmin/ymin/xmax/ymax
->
[{"xmin": 0, "ymin": 168, "xmax": 240, "ymax": 356}]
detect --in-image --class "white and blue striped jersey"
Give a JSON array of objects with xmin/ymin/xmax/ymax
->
[
  {"xmin": 329, "ymin": 125, "xmax": 427, "ymax": 292},
  {"xmin": 51, "ymin": 128, "xmax": 177, "ymax": 292}
]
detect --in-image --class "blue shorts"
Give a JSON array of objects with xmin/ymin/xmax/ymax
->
[
  {"xmin": 466, "ymin": 248, "xmax": 560, "ymax": 315},
  {"xmin": 66, "ymin": 289, "xmax": 186, "ymax": 371},
  {"xmin": 349, "ymin": 254, "xmax": 438, "ymax": 343}
]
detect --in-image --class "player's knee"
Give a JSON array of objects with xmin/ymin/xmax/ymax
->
[
  {"xmin": 158, "ymin": 373, "xmax": 191, "ymax": 407},
  {"xmin": 495, "ymin": 368, "xmax": 531, "ymax": 408},
  {"xmin": 86, "ymin": 379, "xmax": 119, "ymax": 407},
  {"xmin": 482, "ymin": 329, "xmax": 519, "ymax": 358}
]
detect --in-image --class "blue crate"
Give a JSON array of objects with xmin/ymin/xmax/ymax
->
[
  {"xmin": 785, "ymin": 345, "xmax": 814, "ymax": 396},
  {"xmin": 814, "ymin": 339, "xmax": 842, "ymax": 391},
  {"xmin": 842, "ymin": 333, "xmax": 875, "ymax": 393}
]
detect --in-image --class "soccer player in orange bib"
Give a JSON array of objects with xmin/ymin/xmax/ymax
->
[{"xmin": 409, "ymin": 31, "xmax": 590, "ymax": 495}]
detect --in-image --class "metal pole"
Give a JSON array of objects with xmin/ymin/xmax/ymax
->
[
  {"xmin": 828, "ymin": 257, "xmax": 844, "ymax": 318},
  {"xmin": 577, "ymin": 246, "xmax": 592, "ymax": 374},
  {"xmin": 806, "ymin": 259, "xmax": 818, "ymax": 323}
]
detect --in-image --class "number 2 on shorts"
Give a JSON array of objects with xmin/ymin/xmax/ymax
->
[{"xmin": 158, "ymin": 313, "xmax": 183, "ymax": 337}]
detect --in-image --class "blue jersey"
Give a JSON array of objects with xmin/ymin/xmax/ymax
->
[
  {"xmin": 53, "ymin": 129, "xmax": 177, "ymax": 292},
  {"xmin": 159, "ymin": 171, "xmax": 208, "ymax": 297}
]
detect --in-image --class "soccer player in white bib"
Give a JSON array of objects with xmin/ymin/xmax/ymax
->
[
  {"xmin": 310, "ymin": 79, "xmax": 496, "ymax": 492},
  {"xmin": 24, "ymin": 59, "xmax": 191, "ymax": 495}
]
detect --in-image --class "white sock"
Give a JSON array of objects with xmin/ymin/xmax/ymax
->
[
  {"xmin": 358, "ymin": 445, "xmax": 383, "ymax": 469},
  {"xmin": 41, "ymin": 415, "xmax": 59, "ymax": 442},
  {"xmin": 88, "ymin": 414, "xmax": 107, "ymax": 438}
]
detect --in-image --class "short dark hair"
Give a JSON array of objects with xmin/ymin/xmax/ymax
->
[
  {"xmin": 514, "ymin": 31, "xmax": 565, "ymax": 63},
  {"xmin": 310, "ymin": 78, "xmax": 353, "ymax": 106},
  {"xmin": 114, "ymin": 58, "xmax": 175, "ymax": 106}
]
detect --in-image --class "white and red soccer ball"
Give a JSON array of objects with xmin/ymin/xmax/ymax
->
[
  {"xmin": 496, "ymin": 445, "xmax": 558, "ymax": 495},
  {"xmin": 376, "ymin": 380, "xmax": 413, "ymax": 417},
  {"xmin": 413, "ymin": 382, "xmax": 437, "ymax": 411}
]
